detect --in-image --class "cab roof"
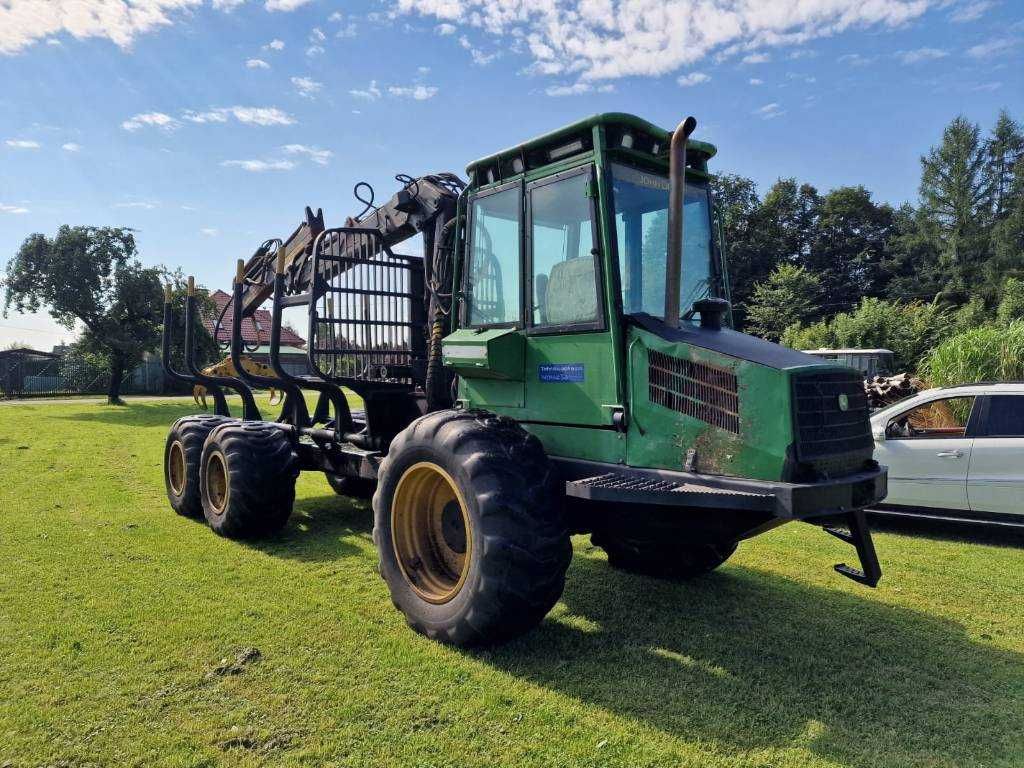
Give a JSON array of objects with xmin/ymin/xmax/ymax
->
[{"xmin": 465, "ymin": 112, "xmax": 717, "ymax": 178}]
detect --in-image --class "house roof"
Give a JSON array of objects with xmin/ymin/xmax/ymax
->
[{"xmin": 203, "ymin": 290, "xmax": 306, "ymax": 348}]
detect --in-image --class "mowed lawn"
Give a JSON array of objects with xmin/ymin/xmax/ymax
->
[{"xmin": 1, "ymin": 398, "xmax": 1022, "ymax": 768}]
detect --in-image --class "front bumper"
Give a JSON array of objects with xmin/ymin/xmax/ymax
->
[{"xmin": 557, "ymin": 458, "xmax": 887, "ymax": 520}]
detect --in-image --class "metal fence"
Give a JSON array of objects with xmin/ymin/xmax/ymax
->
[{"xmin": 0, "ymin": 351, "xmax": 169, "ymax": 399}]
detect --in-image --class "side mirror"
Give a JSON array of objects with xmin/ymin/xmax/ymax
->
[{"xmin": 872, "ymin": 424, "xmax": 886, "ymax": 443}]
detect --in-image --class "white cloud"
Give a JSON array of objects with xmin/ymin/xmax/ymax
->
[
  {"xmin": 200, "ymin": 227, "xmax": 219, "ymax": 236},
  {"xmin": 966, "ymin": 37, "xmax": 1019, "ymax": 58},
  {"xmin": 121, "ymin": 112, "xmax": 179, "ymax": 131},
  {"xmin": 749, "ymin": 77, "xmax": 764, "ymax": 85},
  {"xmin": 458, "ymin": 34, "xmax": 499, "ymax": 65},
  {"xmin": 212, "ymin": 0, "xmax": 245, "ymax": 9},
  {"xmin": 388, "ymin": 85, "xmax": 439, "ymax": 99},
  {"xmin": 336, "ymin": 22, "xmax": 358, "ymax": 37},
  {"xmin": 950, "ymin": 1, "xmax": 992, "ymax": 23},
  {"xmin": 306, "ymin": 44, "xmax": 325, "ymax": 56},
  {"xmin": 0, "ymin": 203, "xmax": 29, "ymax": 214},
  {"xmin": 545, "ymin": 81, "xmax": 614, "ymax": 96},
  {"xmin": 265, "ymin": 0, "xmax": 311, "ymax": 10},
  {"xmin": 310, "ymin": 26, "xmax": 326, "ymax": 42},
  {"xmin": 246, "ymin": 58, "xmax": 270, "ymax": 69},
  {"xmin": 391, "ymin": 0, "xmax": 931, "ymax": 81},
  {"xmin": 436, "ymin": 23, "xmax": 456, "ymax": 35},
  {"xmin": 754, "ymin": 102, "xmax": 785, "ymax": 119},
  {"xmin": 328, "ymin": 11, "xmax": 343, "ymax": 21},
  {"xmin": 114, "ymin": 201, "xmax": 158, "ymax": 209},
  {"xmin": 742, "ymin": 52, "xmax": 771, "ymax": 64},
  {"xmin": 0, "ymin": 0, "xmax": 204, "ymax": 55},
  {"xmin": 350, "ymin": 80, "xmax": 383, "ymax": 100},
  {"xmin": 264, "ymin": 38, "xmax": 285, "ymax": 51},
  {"xmin": 283, "ymin": 143, "xmax": 333, "ymax": 165},
  {"xmin": 181, "ymin": 106, "xmax": 295, "ymax": 126},
  {"xmin": 5, "ymin": 139, "xmax": 41, "ymax": 149},
  {"xmin": 972, "ymin": 81, "xmax": 1002, "ymax": 91},
  {"xmin": 788, "ymin": 49, "xmax": 817, "ymax": 59},
  {"xmin": 221, "ymin": 159, "xmax": 296, "ymax": 172},
  {"xmin": 291, "ymin": 76, "xmax": 323, "ymax": 97},
  {"xmin": 61, "ymin": 142, "xmax": 81, "ymax": 152},
  {"xmin": 677, "ymin": 72, "xmax": 710, "ymax": 86},
  {"xmin": 838, "ymin": 52, "xmax": 874, "ymax": 66},
  {"xmin": 899, "ymin": 47, "xmax": 947, "ymax": 64}
]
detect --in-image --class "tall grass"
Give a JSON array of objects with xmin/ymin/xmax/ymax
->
[{"xmin": 922, "ymin": 321, "xmax": 1024, "ymax": 386}]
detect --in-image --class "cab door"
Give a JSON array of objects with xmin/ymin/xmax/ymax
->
[{"xmin": 522, "ymin": 165, "xmax": 618, "ymax": 428}]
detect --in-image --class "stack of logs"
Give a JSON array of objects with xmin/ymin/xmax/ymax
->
[{"xmin": 863, "ymin": 373, "xmax": 923, "ymax": 409}]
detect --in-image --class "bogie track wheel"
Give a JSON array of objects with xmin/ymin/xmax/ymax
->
[
  {"xmin": 164, "ymin": 414, "xmax": 233, "ymax": 518},
  {"xmin": 199, "ymin": 421, "xmax": 299, "ymax": 539},
  {"xmin": 373, "ymin": 410, "xmax": 572, "ymax": 646}
]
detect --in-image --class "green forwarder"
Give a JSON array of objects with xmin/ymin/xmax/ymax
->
[{"xmin": 161, "ymin": 112, "xmax": 887, "ymax": 646}]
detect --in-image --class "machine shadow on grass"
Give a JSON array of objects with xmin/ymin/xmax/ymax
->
[
  {"xmin": 56, "ymin": 402, "xmax": 218, "ymax": 429},
  {"xmin": 480, "ymin": 552, "xmax": 1024, "ymax": 768},
  {"xmin": 247, "ymin": 494, "xmax": 374, "ymax": 563}
]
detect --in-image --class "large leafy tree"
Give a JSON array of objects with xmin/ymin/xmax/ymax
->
[
  {"xmin": 806, "ymin": 186, "xmax": 894, "ymax": 315},
  {"xmin": 3, "ymin": 226, "xmax": 163, "ymax": 404}
]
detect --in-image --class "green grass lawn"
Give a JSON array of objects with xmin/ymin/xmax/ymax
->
[{"xmin": 1, "ymin": 398, "xmax": 1022, "ymax": 768}]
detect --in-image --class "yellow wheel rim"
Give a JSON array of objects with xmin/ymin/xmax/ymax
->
[
  {"xmin": 206, "ymin": 452, "xmax": 229, "ymax": 516},
  {"xmin": 168, "ymin": 441, "xmax": 186, "ymax": 497},
  {"xmin": 391, "ymin": 462, "xmax": 473, "ymax": 604}
]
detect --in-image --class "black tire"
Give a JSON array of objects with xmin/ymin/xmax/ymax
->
[
  {"xmin": 326, "ymin": 473, "xmax": 376, "ymax": 499},
  {"xmin": 164, "ymin": 414, "xmax": 233, "ymax": 518},
  {"xmin": 199, "ymin": 421, "xmax": 299, "ymax": 539},
  {"xmin": 592, "ymin": 531, "xmax": 737, "ymax": 580},
  {"xmin": 373, "ymin": 409, "xmax": 572, "ymax": 646}
]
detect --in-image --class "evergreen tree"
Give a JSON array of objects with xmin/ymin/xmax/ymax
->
[
  {"xmin": 986, "ymin": 110, "xmax": 1024, "ymax": 220},
  {"xmin": 919, "ymin": 116, "xmax": 993, "ymax": 299}
]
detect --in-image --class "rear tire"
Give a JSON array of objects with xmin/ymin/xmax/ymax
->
[
  {"xmin": 164, "ymin": 414, "xmax": 233, "ymax": 518},
  {"xmin": 592, "ymin": 531, "xmax": 737, "ymax": 580},
  {"xmin": 326, "ymin": 473, "xmax": 376, "ymax": 499},
  {"xmin": 199, "ymin": 421, "xmax": 299, "ymax": 539},
  {"xmin": 373, "ymin": 409, "xmax": 572, "ymax": 646}
]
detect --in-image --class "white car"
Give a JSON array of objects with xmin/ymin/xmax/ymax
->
[{"xmin": 870, "ymin": 383, "xmax": 1024, "ymax": 526}]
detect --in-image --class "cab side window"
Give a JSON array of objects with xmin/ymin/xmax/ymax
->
[
  {"xmin": 982, "ymin": 395, "xmax": 1024, "ymax": 437},
  {"xmin": 466, "ymin": 185, "xmax": 521, "ymax": 327},
  {"xmin": 886, "ymin": 396, "xmax": 975, "ymax": 440}
]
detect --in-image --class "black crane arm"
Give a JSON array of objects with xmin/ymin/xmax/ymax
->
[{"xmin": 236, "ymin": 173, "xmax": 465, "ymax": 318}]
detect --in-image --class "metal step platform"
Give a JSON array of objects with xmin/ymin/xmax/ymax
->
[{"xmin": 566, "ymin": 472, "xmax": 774, "ymax": 511}]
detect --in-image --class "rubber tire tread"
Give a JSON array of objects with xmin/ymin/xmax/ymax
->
[
  {"xmin": 373, "ymin": 409, "xmax": 572, "ymax": 647},
  {"xmin": 592, "ymin": 531, "xmax": 737, "ymax": 580},
  {"xmin": 200, "ymin": 420, "xmax": 299, "ymax": 539},
  {"xmin": 164, "ymin": 414, "xmax": 233, "ymax": 518},
  {"xmin": 326, "ymin": 474, "xmax": 376, "ymax": 499}
]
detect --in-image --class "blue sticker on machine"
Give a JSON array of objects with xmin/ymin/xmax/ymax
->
[{"xmin": 539, "ymin": 363, "xmax": 585, "ymax": 383}]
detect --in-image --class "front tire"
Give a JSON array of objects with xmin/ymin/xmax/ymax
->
[
  {"xmin": 164, "ymin": 414, "xmax": 233, "ymax": 518},
  {"xmin": 592, "ymin": 530, "xmax": 737, "ymax": 580},
  {"xmin": 199, "ymin": 421, "xmax": 299, "ymax": 539},
  {"xmin": 373, "ymin": 410, "xmax": 571, "ymax": 646}
]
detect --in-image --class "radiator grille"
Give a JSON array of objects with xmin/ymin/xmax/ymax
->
[
  {"xmin": 792, "ymin": 371, "xmax": 873, "ymax": 469},
  {"xmin": 648, "ymin": 350, "xmax": 739, "ymax": 433}
]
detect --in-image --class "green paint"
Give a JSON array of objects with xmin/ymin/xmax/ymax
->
[{"xmin": 448, "ymin": 112, "xmax": 848, "ymax": 482}]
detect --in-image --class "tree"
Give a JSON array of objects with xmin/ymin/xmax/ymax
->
[
  {"xmin": 745, "ymin": 263, "xmax": 820, "ymax": 341},
  {"xmin": 997, "ymin": 277, "xmax": 1024, "ymax": 324},
  {"xmin": 919, "ymin": 116, "xmax": 993, "ymax": 298},
  {"xmin": 806, "ymin": 186, "xmax": 894, "ymax": 315},
  {"xmin": 883, "ymin": 203, "xmax": 945, "ymax": 304},
  {"xmin": 985, "ymin": 110, "xmax": 1023, "ymax": 220},
  {"xmin": 3, "ymin": 226, "xmax": 163, "ymax": 404}
]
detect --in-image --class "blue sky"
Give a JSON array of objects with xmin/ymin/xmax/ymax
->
[{"xmin": 1, "ymin": 0, "xmax": 1022, "ymax": 349}]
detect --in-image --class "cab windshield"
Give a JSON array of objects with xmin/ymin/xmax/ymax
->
[{"xmin": 611, "ymin": 163, "xmax": 716, "ymax": 321}]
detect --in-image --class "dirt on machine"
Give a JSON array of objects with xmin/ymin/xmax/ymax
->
[{"xmin": 161, "ymin": 113, "xmax": 888, "ymax": 646}]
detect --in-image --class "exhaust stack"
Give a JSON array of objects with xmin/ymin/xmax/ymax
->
[{"xmin": 664, "ymin": 116, "xmax": 697, "ymax": 329}]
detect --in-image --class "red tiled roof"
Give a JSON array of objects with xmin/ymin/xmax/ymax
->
[{"xmin": 202, "ymin": 290, "xmax": 306, "ymax": 348}]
